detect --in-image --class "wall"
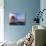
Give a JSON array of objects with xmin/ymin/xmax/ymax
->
[
  {"xmin": 4, "ymin": 0, "xmax": 40, "ymax": 42},
  {"xmin": 0, "ymin": 0, "xmax": 4, "ymax": 42},
  {"xmin": 40, "ymin": 0, "xmax": 46, "ymax": 45},
  {"xmin": 40, "ymin": 0, "xmax": 46, "ymax": 27}
]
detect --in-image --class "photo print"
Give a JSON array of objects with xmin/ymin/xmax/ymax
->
[{"xmin": 9, "ymin": 12, "xmax": 25, "ymax": 25}]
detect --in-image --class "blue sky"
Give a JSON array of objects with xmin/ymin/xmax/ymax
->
[{"xmin": 10, "ymin": 12, "xmax": 25, "ymax": 22}]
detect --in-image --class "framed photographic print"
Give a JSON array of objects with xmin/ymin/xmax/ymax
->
[{"xmin": 9, "ymin": 12, "xmax": 25, "ymax": 25}]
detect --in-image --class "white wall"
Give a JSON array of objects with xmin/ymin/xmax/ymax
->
[
  {"xmin": 0, "ymin": 0, "xmax": 4, "ymax": 42},
  {"xmin": 40, "ymin": 0, "xmax": 46, "ymax": 45},
  {"xmin": 40, "ymin": 0, "xmax": 46, "ymax": 27}
]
